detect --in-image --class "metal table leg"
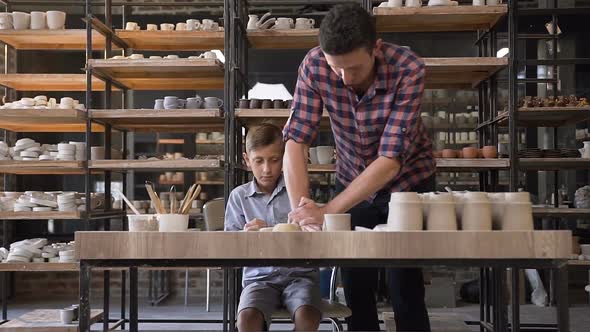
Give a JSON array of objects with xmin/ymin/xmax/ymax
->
[
  {"xmin": 229, "ymin": 268, "xmax": 236, "ymax": 332},
  {"xmin": 511, "ymin": 269, "xmax": 520, "ymax": 332},
  {"xmin": 223, "ymin": 268, "xmax": 228, "ymax": 332},
  {"xmin": 130, "ymin": 267, "xmax": 138, "ymax": 332},
  {"xmin": 103, "ymin": 271, "xmax": 110, "ymax": 331},
  {"xmin": 79, "ymin": 261, "xmax": 91, "ymax": 332},
  {"xmin": 556, "ymin": 266, "xmax": 570, "ymax": 332},
  {"xmin": 121, "ymin": 270, "xmax": 126, "ymax": 330}
]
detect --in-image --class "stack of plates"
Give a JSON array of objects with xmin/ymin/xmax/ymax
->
[
  {"xmin": 5, "ymin": 238, "xmax": 47, "ymax": 263},
  {"xmin": 13, "ymin": 192, "xmax": 58, "ymax": 212},
  {"xmin": 0, "ymin": 142, "xmax": 9, "ymax": 160},
  {"xmin": 518, "ymin": 148, "xmax": 543, "ymax": 158},
  {"xmin": 57, "ymin": 192, "xmax": 77, "ymax": 212},
  {"xmin": 542, "ymin": 149, "xmax": 562, "ymax": 158},
  {"xmin": 58, "ymin": 249, "xmax": 76, "ymax": 263},
  {"xmin": 69, "ymin": 141, "xmax": 86, "ymax": 161},
  {"xmin": 561, "ymin": 148, "xmax": 581, "ymax": 158},
  {"xmin": 57, "ymin": 143, "xmax": 76, "ymax": 161}
]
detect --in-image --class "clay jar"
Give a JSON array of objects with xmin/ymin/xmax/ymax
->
[
  {"xmin": 387, "ymin": 192, "xmax": 423, "ymax": 231},
  {"xmin": 482, "ymin": 146, "xmax": 498, "ymax": 158},
  {"xmin": 501, "ymin": 202, "xmax": 533, "ymax": 230},
  {"xmin": 462, "ymin": 147, "xmax": 479, "ymax": 159},
  {"xmin": 442, "ymin": 149, "xmax": 458, "ymax": 158},
  {"xmin": 421, "ymin": 193, "xmax": 457, "ymax": 231}
]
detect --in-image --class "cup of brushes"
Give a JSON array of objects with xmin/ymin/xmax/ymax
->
[{"xmin": 119, "ymin": 184, "xmax": 201, "ymax": 232}]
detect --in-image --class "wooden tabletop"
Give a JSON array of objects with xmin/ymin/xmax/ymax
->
[
  {"xmin": 75, "ymin": 231, "xmax": 571, "ymax": 261},
  {"xmin": 0, "ymin": 309, "xmax": 102, "ymax": 331}
]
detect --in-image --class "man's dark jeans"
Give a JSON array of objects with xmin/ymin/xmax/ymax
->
[{"xmin": 337, "ymin": 175, "xmax": 435, "ymax": 331}]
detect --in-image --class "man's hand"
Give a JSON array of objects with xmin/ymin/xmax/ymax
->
[
  {"xmin": 288, "ymin": 197, "xmax": 325, "ymax": 231},
  {"xmin": 244, "ymin": 218, "xmax": 267, "ymax": 231}
]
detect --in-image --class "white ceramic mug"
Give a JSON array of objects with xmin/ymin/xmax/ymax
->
[
  {"xmin": 274, "ymin": 17, "xmax": 293, "ymax": 30},
  {"xmin": 324, "ymin": 214, "xmax": 351, "ymax": 231},
  {"xmin": 295, "ymin": 18, "xmax": 314, "ymax": 29},
  {"xmin": 316, "ymin": 146, "xmax": 334, "ymax": 164},
  {"xmin": 405, "ymin": 0, "xmax": 422, "ymax": 7},
  {"xmin": 388, "ymin": 0, "xmax": 403, "ymax": 6},
  {"xmin": 60, "ymin": 309, "xmax": 75, "ymax": 324},
  {"xmin": 46, "ymin": 11, "xmax": 66, "ymax": 30},
  {"xmin": 186, "ymin": 19, "xmax": 200, "ymax": 30},
  {"xmin": 203, "ymin": 97, "xmax": 223, "ymax": 108},
  {"xmin": 12, "ymin": 12, "xmax": 30, "ymax": 30},
  {"xmin": 160, "ymin": 23, "xmax": 174, "ymax": 31},
  {"xmin": 186, "ymin": 97, "xmax": 202, "ymax": 109},
  {"xmin": 125, "ymin": 21, "xmax": 138, "ymax": 31},
  {"xmin": 146, "ymin": 24, "xmax": 158, "ymax": 31},
  {"xmin": 175, "ymin": 22, "xmax": 187, "ymax": 30},
  {"xmin": 201, "ymin": 19, "xmax": 215, "ymax": 30},
  {"xmin": 30, "ymin": 11, "xmax": 46, "ymax": 29},
  {"xmin": 0, "ymin": 13, "xmax": 13, "ymax": 30}
]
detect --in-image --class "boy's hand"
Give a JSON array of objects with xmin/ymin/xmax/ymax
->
[
  {"xmin": 288, "ymin": 197, "xmax": 325, "ymax": 229},
  {"xmin": 244, "ymin": 218, "xmax": 267, "ymax": 231}
]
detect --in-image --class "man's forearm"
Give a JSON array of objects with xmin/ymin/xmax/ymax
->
[
  {"xmin": 325, "ymin": 156, "xmax": 400, "ymax": 214},
  {"xmin": 284, "ymin": 140, "xmax": 311, "ymax": 210}
]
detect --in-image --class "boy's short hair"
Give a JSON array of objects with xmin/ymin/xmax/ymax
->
[{"xmin": 245, "ymin": 123, "xmax": 285, "ymax": 153}]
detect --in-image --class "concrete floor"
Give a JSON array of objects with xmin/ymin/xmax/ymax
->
[{"xmin": 3, "ymin": 298, "xmax": 590, "ymax": 331}]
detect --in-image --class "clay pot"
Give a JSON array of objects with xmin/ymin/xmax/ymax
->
[
  {"xmin": 433, "ymin": 150, "xmax": 442, "ymax": 158},
  {"xmin": 477, "ymin": 149, "xmax": 483, "ymax": 158},
  {"xmin": 482, "ymin": 146, "xmax": 498, "ymax": 159},
  {"xmin": 457, "ymin": 150, "xmax": 464, "ymax": 159},
  {"xmin": 442, "ymin": 149, "xmax": 458, "ymax": 158},
  {"xmin": 462, "ymin": 147, "xmax": 479, "ymax": 159}
]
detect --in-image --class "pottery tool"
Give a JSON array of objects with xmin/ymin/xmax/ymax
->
[
  {"xmin": 181, "ymin": 185, "xmax": 201, "ymax": 215},
  {"xmin": 145, "ymin": 182, "xmax": 165, "ymax": 214},
  {"xmin": 170, "ymin": 186, "xmax": 177, "ymax": 214},
  {"xmin": 114, "ymin": 190, "xmax": 140, "ymax": 215},
  {"xmin": 179, "ymin": 183, "xmax": 197, "ymax": 214}
]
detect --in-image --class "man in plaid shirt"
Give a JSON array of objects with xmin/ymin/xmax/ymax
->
[{"xmin": 283, "ymin": 4, "xmax": 435, "ymax": 331}]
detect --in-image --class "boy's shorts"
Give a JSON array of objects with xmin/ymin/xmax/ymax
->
[{"xmin": 237, "ymin": 272, "xmax": 321, "ymax": 329}]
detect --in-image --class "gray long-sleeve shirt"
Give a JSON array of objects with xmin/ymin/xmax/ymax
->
[{"xmin": 224, "ymin": 176, "xmax": 316, "ymax": 282}]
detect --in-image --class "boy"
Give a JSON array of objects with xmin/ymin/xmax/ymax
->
[{"xmin": 225, "ymin": 123, "xmax": 322, "ymax": 332}]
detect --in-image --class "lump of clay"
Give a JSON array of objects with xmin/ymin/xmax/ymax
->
[{"xmin": 272, "ymin": 223, "xmax": 301, "ymax": 232}]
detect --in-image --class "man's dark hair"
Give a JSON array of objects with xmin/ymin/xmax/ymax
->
[{"xmin": 319, "ymin": 4, "xmax": 377, "ymax": 55}]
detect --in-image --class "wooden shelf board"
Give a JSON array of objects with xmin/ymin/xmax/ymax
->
[
  {"xmin": 117, "ymin": 29, "xmax": 224, "ymax": 50},
  {"xmin": 89, "ymin": 108, "xmax": 224, "ymax": 132},
  {"xmin": 0, "ymin": 262, "xmax": 78, "ymax": 272},
  {"xmin": 196, "ymin": 180, "xmax": 224, "ymax": 185},
  {"xmin": 424, "ymin": 57, "xmax": 508, "ymax": 89},
  {"xmin": 158, "ymin": 138, "xmax": 185, "ymax": 145},
  {"xmin": 374, "ymin": 5, "xmax": 508, "ymax": 32},
  {"xmin": 532, "ymin": 207, "xmax": 590, "ymax": 218},
  {"xmin": 0, "ymin": 109, "xmax": 104, "ymax": 132},
  {"xmin": 519, "ymin": 158, "xmax": 590, "ymax": 171},
  {"xmin": 0, "ymin": 29, "xmax": 109, "ymax": 50},
  {"xmin": 0, "ymin": 309, "xmax": 102, "ymax": 331},
  {"xmin": 235, "ymin": 108, "xmax": 330, "ymax": 128},
  {"xmin": 435, "ymin": 158, "xmax": 510, "ymax": 170},
  {"xmin": 0, "ymin": 160, "xmax": 85, "ymax": 175},
  {"xmin": 248, "ymin": 29, "xmax": 319, "ymax": 49},
  {"xmin": 88, "ymin": 59, "xmax": 224, "ymax": 90},
  {"xmin": 496, "ymin": 107, "xmax": 590, "ymax": 127},
  {"xmin": 568, "ymin": 260, "xmax": 590, "ymax": 266},
  {"xmin": 89, "ymin": 159, "xmax": 223, "ymax": 171},
  {"xmin": 0, "ymin": 211, "xmax": 82, "ymax": 220},
  {"xmin": 196, "ymin": 140, "xmax": 224, "ymax": 144},
  {"xmin": 0, "ymin": 74, "xmax": 117, "ymax": 92}
]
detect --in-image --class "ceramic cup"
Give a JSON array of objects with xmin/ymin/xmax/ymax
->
[
  {"xmin": 501, "ymin": 202, "xmax": 533, "ymax": 230},
  {"xmin": 426, "ymin": 202, "xmax": 457, "ymax": 231},
  {"xmin": 388, "ymin": 0, "xmax": 403, "ymax": 6},
  {"xmin": 249, "ymin": 99, "xmax": 262, "ymax": 109},
  {"xmin": 163, "ymin": 96, "xmax": 179, "ymax": 109},
  {"xmin": 461, "ymin": 201, "xmax": 492, "ymax": 230},
  {"xmin": 160, "ymin": 23, "xmax": 174, "ymax": 31},
  {"xmin": 125, "ymin": 22, "xmax": 139, "ymax": 31},
  {"xmin": 46, "ymin": 11, "xmax": 66, "ymax": 30},
  {"xmin": 201, "ymin": 19, "xmax": 215, "ymax": 31},
  {"xmin": 186, "ymin": 19, "xmax": 200, "ymax": 30},
  {"xmin": 30, "ymin": 11, "xmax": 46, "ymax": 29},
  {"xmin": 324, "ymin": 214, "xmax": 351, "ymax": 231},
  {"xmin": 154, "ymin": 99, "xmax": 164, "ymax": 109},
  {"xmin": 59, "ymin": 308, "xmax": 75, "ymax": 324},
  {"xmin": 295, "ymin": 18, "xmax": 315, "ymax": 29},
  {"xmin": 186, "ymin": 97, "xmax": 202, "ymax": 109},
  {"xmin": 405, "ymin": 0, "xmax": 422, "ymax": 7},
  {"xmin": 176, "ymin": 22, "xmax": 187, "ymax": 30},
  {"xmin": 90, "ymin": 146, "xmax": 105, "ymax": 160},
  {"xmin": 0, "ymin": 13, "xmax": 13, "ymax": 30},
  {"xmin": 12, "ymin": 12, "xmax": 30, "ymax": 30},
  {"xmin": 238, "ymin": 99, "xmax": 250, "ymax": 109},
  {"xmin": 274, "ymin": 17, "xmax": 293, "ymax": 30},
  {"xmin": 273, "ymin": 100, "xmax": 284, "ymax": 109},
  {"xmin": 387, "ymin": 201, "xmax": 423, "ymax": 231},
  {"xmin": 128, "ymin": 214, "xmax": 158, "ymax": 231},
  {"xmin": 158, "ymin": 214, "xmax": 189, "ymax": 232},
  {"xmin": 60, "ymin": 97, "xmax": 74, "ymax": 108},
  {"xmin": 309, "ymin": 147, "xmax": 319, "ymax": 164},
  {"xmin": 261, "ymin": 99, "xmax": 273, "ymax": 109},
  {"xmin": 316, "ymin": 146, "xmax": 334, "ymax": 164},
  {"xmin": 146, "ymin": 24, "xmax": 158, "ymax": 31},
  {"xmin": 204, "ymin": 97, "xmax": 223, "ymax": 108}
]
